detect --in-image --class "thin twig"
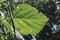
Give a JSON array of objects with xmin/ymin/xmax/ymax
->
[{"xmin": 7, "ymin": 0, "xmax": 16, "ymax": 38}]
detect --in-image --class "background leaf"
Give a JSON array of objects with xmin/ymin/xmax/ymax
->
[
  {"xmin": 0, "ymin": 0, "xmax": 4, "ymax": 3},
  {"xmin": 13, "ymin": 4, "xmax": 48, "ymax": 35},
  {"xmin": 1, "ymin": 20, "xmax": 13, "ymax": 35}
]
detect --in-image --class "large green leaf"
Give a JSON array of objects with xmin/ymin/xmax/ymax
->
[{"xmin": 13, "ymin": 4, "xmax": 48, "ymax": 35}]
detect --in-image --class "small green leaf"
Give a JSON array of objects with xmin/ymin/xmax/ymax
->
[
  {"xmin": 1, "ymin": 36, "xmax": 4, "ymax": 40},
  {"xmin": 0, "ymin": 0, "xmax": 4, "ymax": 3},
  {"xmin": 1, "ymin": 20, "xmax": 13, "ymax": 35},
  {"xmin": 13, "ymin": 4, "xmax": 48, "ymax": 35}
]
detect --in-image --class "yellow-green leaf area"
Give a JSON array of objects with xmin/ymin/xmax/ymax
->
[
  {"xmin": 0, "ymin": 0, "xmax": 4, "ymax": 3},
  {"xmin": 13, "ymin": 4, "xmax": 48, "ymax": 35}
]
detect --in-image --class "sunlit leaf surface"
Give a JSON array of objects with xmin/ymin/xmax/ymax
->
[
  {"xmin": 13, "ymin": 4, "xmax": 48, "ymax": 35},
  {"xmin": 0, "ymin": 0, "xmax": 4, "ymax": 3}
]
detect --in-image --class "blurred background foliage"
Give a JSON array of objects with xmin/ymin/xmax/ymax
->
[{"xmin": 0, "ymin": 0, "xmax": 60, "ymax": 40}]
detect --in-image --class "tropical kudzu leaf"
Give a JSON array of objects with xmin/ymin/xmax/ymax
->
[
  {"xmin": 1, "ymin": 20, "xmax": 13, "ymax": 35},
  {"xmin": 13, "ymin": 4, "xmax": 48, "ymax": 35}
]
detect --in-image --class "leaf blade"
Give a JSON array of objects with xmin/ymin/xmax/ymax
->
[{"xmin": 13, "ymin": 4, "xmax": 48, "ymax": 35}]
